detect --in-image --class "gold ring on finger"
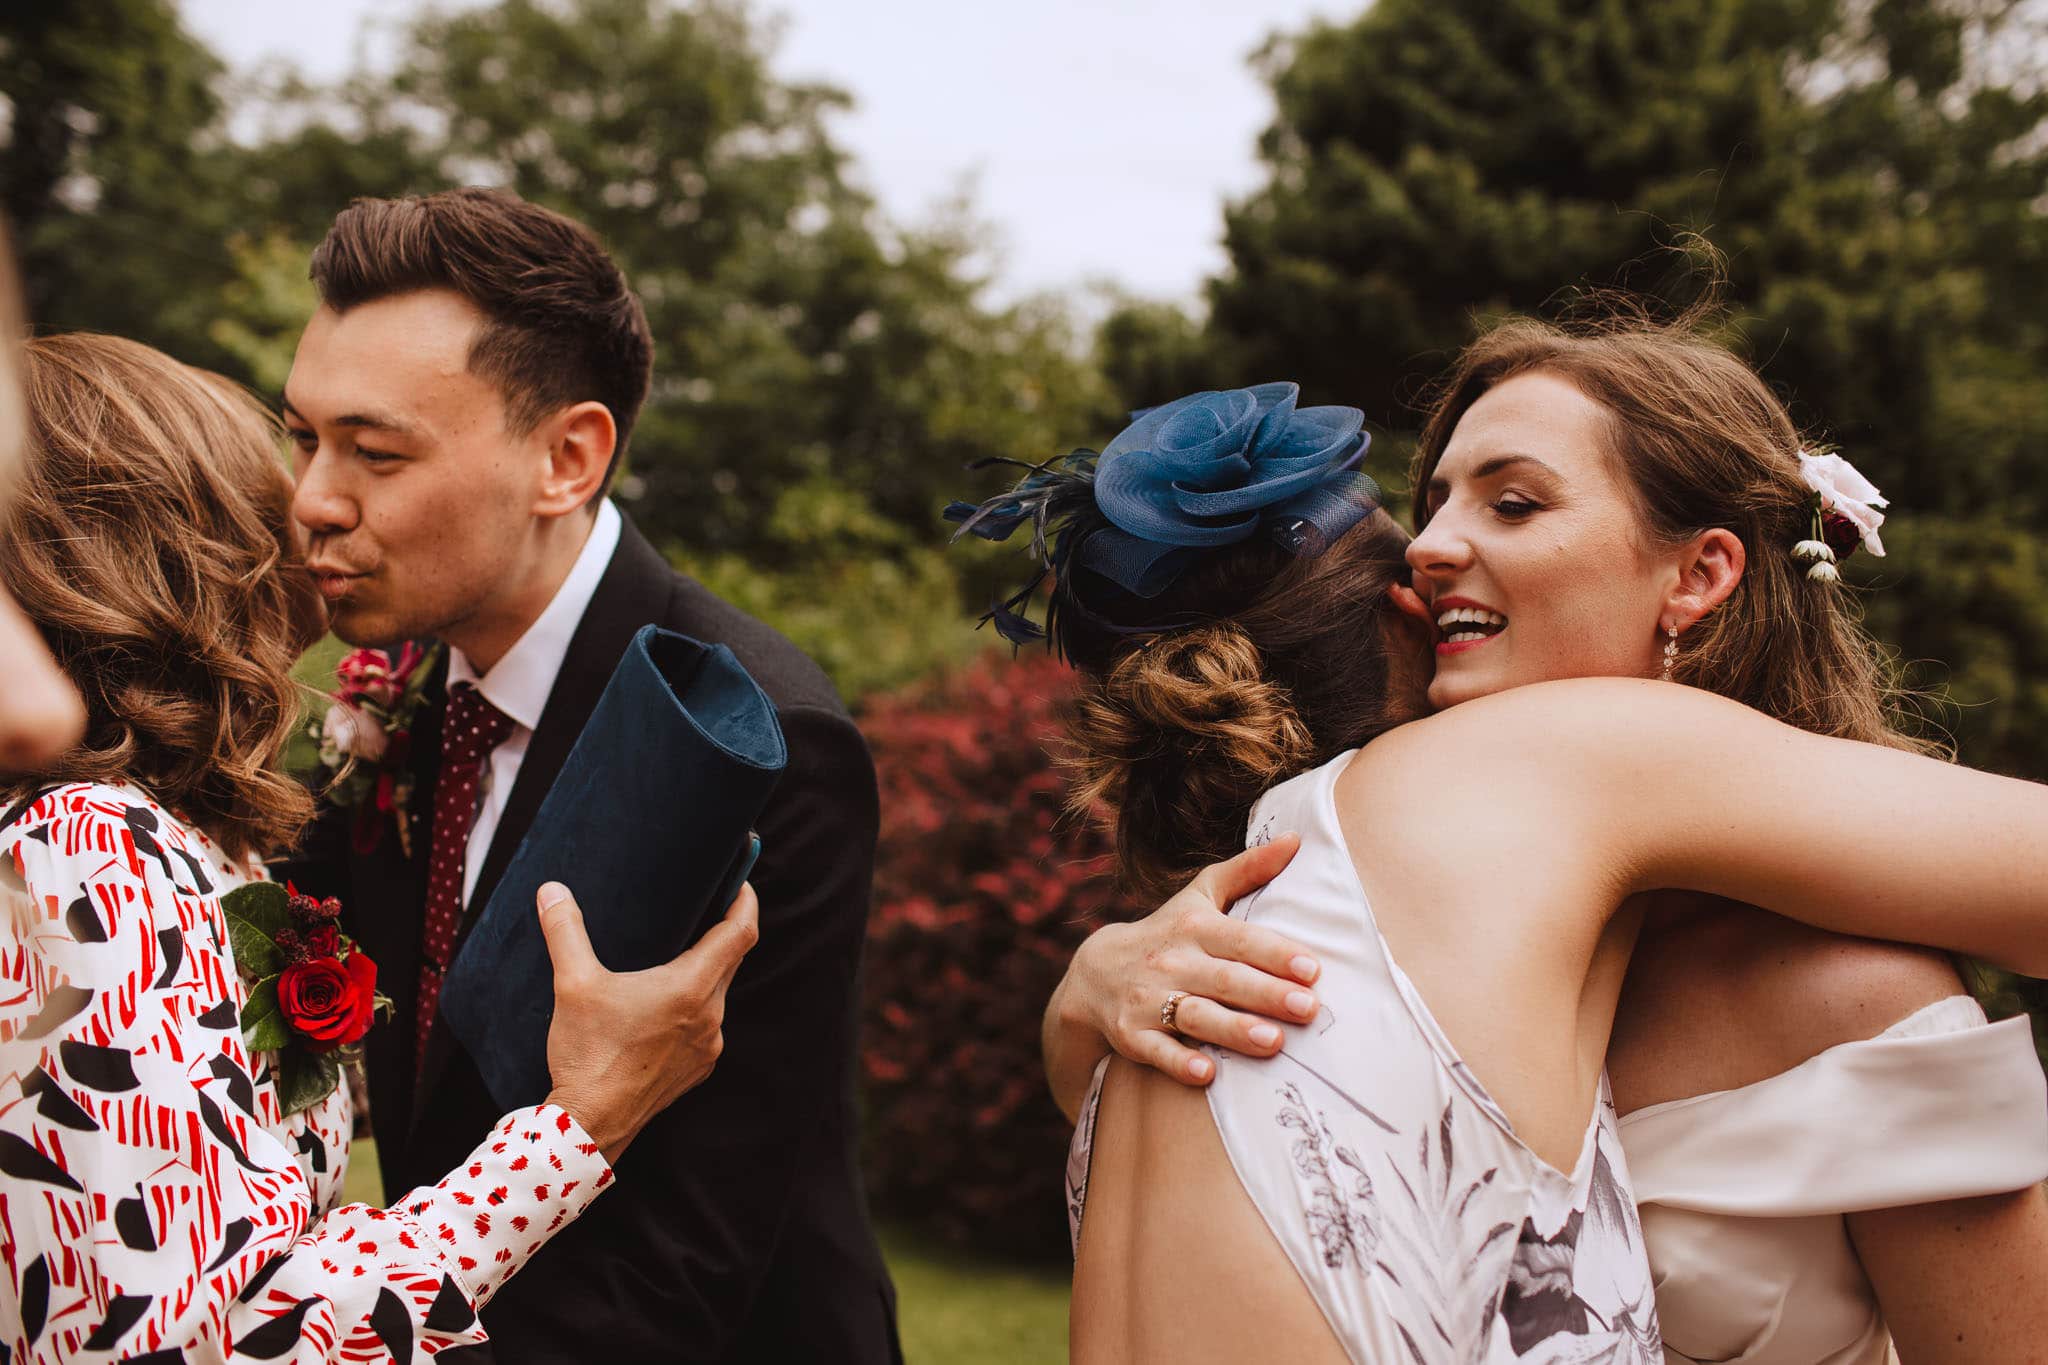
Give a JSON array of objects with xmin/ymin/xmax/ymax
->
[{"xmin": 1160, "ymin": 990, "xmax": 1191, "ymax": 1034}]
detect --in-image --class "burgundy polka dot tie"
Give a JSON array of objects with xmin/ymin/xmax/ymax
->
[{"xmin": 416, "ymin": 681, "xmax": 515, "ymax": 1079}]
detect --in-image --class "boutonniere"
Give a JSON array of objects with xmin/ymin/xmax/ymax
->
[
  {"xmin": 221, "ymin": 883, "xmax": 393, "ymax": 1115},
  {"xmin": 313, "ymin": 642, "xmax": 442, "ymax": 857}
]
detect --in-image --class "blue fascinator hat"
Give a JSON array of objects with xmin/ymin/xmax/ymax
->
[{"xmin": 945, "ymin": 382, "xmax": 1382, "ymax": 657}]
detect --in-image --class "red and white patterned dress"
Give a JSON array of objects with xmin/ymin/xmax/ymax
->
[{"xmin": 0, "ymin": 782, "xmax": 614, "ymax": 1363}]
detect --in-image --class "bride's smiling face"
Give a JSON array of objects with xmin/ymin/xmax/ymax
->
[{"xmin": 1406, "ymin": 370, "xmax": 1677, "ymax": 710}]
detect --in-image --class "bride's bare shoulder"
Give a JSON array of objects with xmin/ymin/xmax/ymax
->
[{"xmin": 1365, "ymin": 678, "xmax": 1760, "ymax": 770}]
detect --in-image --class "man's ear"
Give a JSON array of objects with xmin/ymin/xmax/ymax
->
[
  {"xmin": 534, "ymin": 401, "xmax": 617, "ymax": 518},
  {"xmin": 1668, "ymin": 527, "xmax": 1745, "ymax": 626}
]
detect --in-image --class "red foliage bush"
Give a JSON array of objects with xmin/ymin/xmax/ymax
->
[{"xmin": 857, "ymin": 651, "xmax": 1132, "ymax": 1260}]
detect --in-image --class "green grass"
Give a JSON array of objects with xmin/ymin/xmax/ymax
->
[
  {"xmin": 879, "ymin": 1224, "xmax": 1070, "ymax": 1364},
  {"xmin": 342, "ymin": 1139, "xmax": 1070, "ymax": 1362}
]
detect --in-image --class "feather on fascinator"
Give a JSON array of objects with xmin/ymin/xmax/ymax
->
[{"xmin": 945, "ymin": 381, "xmax": 1382, "ymax": 657}]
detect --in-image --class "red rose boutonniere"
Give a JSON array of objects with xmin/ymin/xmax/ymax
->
[
  {"xmin": 313, "ymin": 641, "xmax": 442, "ymax": 857},
  {"xmin": 221, "ymin": 882, "xmax": 394, "ymax": 1115}
]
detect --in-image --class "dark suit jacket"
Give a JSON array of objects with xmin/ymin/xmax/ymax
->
[{"xmin": 281, "ymin": 514, "xmax": 900, "ymax": 1364}]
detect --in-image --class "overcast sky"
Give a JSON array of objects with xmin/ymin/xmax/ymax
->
[{"xmin": 180, "ymin": 0, "xmax": 1349, "ymax": 304}]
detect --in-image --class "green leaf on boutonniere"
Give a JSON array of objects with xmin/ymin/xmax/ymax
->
[
  {"xmin": 221, "ymin": 883, "xmax": 291, "ymax": 978},
  {"xmin": 240, "ymin": 974, "xmax": 292, "ymax": 1053},
  {"xmin": 275, "ymin": 1045, "xmax": 341, "ymax": 1117}
]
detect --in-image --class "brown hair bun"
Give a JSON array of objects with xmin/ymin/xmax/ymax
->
[{"xmin": 1063, "ymin": 625, "xmax": 1316, "ymax": 899}]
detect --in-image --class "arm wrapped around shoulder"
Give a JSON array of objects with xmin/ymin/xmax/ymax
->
[{"xmin": 1477, "ymin": 676, "xmax": 2048, "ymax": 976}]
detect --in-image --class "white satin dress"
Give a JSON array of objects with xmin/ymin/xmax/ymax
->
[{"xmin": 1621, "ymin": 995, "xmax": 2048, "ymax": 1365}]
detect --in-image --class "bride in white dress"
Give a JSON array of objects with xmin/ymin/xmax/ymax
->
[{"xmin": 1015, "ymin": 318, "xmax": 2047, "ymax": 1362}]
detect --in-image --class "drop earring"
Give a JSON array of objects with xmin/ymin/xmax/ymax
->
[{"xmin": 1660, "ymin": 623, "xmax": 1679, "ymax": 682}]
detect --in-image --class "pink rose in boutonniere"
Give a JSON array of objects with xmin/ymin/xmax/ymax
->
[
  {"xmin": 223, "ymin": 883, "xmax": 394, "ymax": 1115},
  {"xmin": 312, "ymin": 641, "xmax": 442, "ymax": 857},
  {"xmin": 321, "ymin": 701, "xmax": 389, "ymax": 764}
]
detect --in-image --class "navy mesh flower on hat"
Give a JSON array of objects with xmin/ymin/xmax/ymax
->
[{"xmin": 945, "ymin": 381, "xmax": 1381, "ymax": 652}]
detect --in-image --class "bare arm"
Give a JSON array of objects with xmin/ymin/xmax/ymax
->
[
  {"xmin": 1469, "ymin": 678, "xmax": 2048, "ymax": 974},
  {"xmin": 1850, "ymin": 1186, "xmax": 2048, "ymax": 1365}
]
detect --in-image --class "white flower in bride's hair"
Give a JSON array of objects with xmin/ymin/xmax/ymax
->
[
  {"xmin": 1791, "ymin": 539, "xmax": 1837, "ymax": 563},
  {"xmin": 1806, "ymin": 559, "xmax": 1842, "ymax": 585},
  {"xmin": 1797, "ymin": 450, "xmax": 1888, "ymax": 557},
  {"xmin": 322, "ymin": 701, "xmax": 389, "ymax": 764}
]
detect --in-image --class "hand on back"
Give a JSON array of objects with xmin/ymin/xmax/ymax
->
[{"xmin": 1052, "ymin": 837, "xmax": 1320, "ymax": 1100}]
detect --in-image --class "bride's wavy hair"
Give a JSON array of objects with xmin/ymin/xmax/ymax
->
[
  {"xmin": 1411, "ymin": 294, "xmax": 1943, "ymax": 757},
  {"xmin": 1, "ymin": 333, "xmax": 327, "ymax": 859}
]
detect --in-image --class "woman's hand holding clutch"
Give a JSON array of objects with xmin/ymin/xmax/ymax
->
[{"xmin": 538, "ymin": 879, "xmax": 761, "ymax": 1161}]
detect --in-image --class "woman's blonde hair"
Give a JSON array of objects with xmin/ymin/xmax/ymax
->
[
  {"xmin": 1, "ymin": 333, "xmax": 326, "ymax": 858},
  {"xmin": 1411, "ymin": 306, "xmax": 1941, "ymax": 755}
]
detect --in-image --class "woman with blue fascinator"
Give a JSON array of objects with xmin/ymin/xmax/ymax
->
[{"xmin": 953, "ymin": 351, "xmax": 2048, "ymax": 1362}]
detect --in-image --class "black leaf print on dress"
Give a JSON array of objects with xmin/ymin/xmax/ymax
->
[
  {"xmin": 153, "ymin": 926, "xmax": 184, "ymax": 989},
  {"xmin": 81, "ymin": 1293, "xmax": 152, "ymax": 1351},
  {"xmin": 209, "ymin": 1053, "xmax": 257, "ymax": 1117},
  {"xmin": 0, "ymin": 1131, "xmax": 83, "ymax": 1191},
  {"xmin": 65, "ymin": 894, "xmax": 106, "ymax": 944},
  {"xmin": 425, "ymin": 1274, "xmax": 477, "ymax": 1332},
  {"xmin": 19, "ymin": 982, "xmax": 91, "ymax": 1041},
  {"xmin": 293, "ymin": 1125, "xmax": 329, "ymax": 1175},
  {"xmin": 172, "ymin": 845, "xmax": 214, "ymax": 894},
  {"xmin": 122, "ymin": 804, "xmax": 199, "ymax": 894},
  {"xmin": 197, "ymin": 994, "xmax": 239, "ymax": 1029},
  {"xmin": 58, "ymin": 1039, "xmax": 139, "ymax": 1092},
  {"xmin": 235, "ymin": 1250, "xmax": 287, "ymax": 1303},
  {"xmin": 22, "ymin": 1066, "xmax": 98, "ymax": 1132},
  {"xmin": 122, "ymin": 806, "xmax": 166, "ymax": 871},
  {"xmin": 20, "ymin": 1253, "xmax": 49, "ymax": 1344},
  {"xmin": 231, "ymin": 1296, "xmax": 323, "ymax": 1357},
  {"xmin": 371, "ymin": 1286, "xmax": 414, "ymax": 1361},
  {"xmin": 206, "ymin": 1217, "xmax": 254, "ymax": 1273},
  {"xmin": 116, "ymin": 1183, "xmax": 158, "ymax": 1251},
  {"xmin": 197, "ymin": 1091, "xmax": 268, "ymax": 1172}
]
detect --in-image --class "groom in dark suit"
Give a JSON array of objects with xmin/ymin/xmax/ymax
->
[{"xmin": 276, "ymin": 188, "xmax": 899, "ymax": 1364}]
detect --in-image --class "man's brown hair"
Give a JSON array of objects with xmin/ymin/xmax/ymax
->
[{"xmin": 309, "ymin": 188, "xmax": 654, "ymax": 497}]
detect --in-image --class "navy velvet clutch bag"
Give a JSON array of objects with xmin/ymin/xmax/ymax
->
[{"xmin": 440, "ymin": 625, "xmax": 787, "ymax": 1110}]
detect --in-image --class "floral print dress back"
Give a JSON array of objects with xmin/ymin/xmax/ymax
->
[{"xmin": 1068, "ymin": 751, "xmax": 1661, "ymax": 1364}]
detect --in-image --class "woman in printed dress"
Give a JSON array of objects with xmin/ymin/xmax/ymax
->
[
  {"xmin": 0, "ymin": 332, "xmax": 758, "ymax": 1363},
  {"xmin": 1045, "ymin": 311, "xmax": 2048, "ymax": 1363}
]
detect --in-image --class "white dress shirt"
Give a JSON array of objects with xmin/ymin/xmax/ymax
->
[{"xmin": 445, "ymin": 499, "xmax": 622, "ymax": 907}]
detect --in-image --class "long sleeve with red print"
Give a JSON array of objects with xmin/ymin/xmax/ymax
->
[{"xmin": 0, "ymin": 783, "xmax": 613, "ymax": 1363}]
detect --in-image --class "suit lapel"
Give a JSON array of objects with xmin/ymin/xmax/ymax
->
[{"xmin": 413, "ymin": 516, "xmax": 678, "ymax": 1112}]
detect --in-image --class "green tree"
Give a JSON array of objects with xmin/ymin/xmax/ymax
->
[{"xmin": 0, "ymin": 0, "xmax": 246, "ymax": 371}]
